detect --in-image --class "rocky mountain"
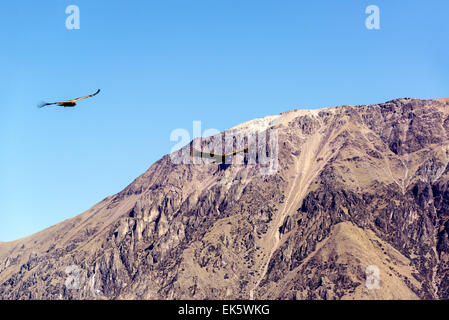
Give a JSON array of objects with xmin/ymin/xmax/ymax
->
[{"xmin": 1, "ymin": 97, "xmax": 449, "ymax": 300}]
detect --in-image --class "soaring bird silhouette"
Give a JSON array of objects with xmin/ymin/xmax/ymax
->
[
  {"xmin": 38, "ymin": 89, "xmax": 100, "ymax": 108},
  {"xmin": 192, "ymin": 147, "xmax": 249, "ymax": 164}
]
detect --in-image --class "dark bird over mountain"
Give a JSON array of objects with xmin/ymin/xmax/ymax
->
[
  {"xmin": 38, "ymin": 89, "xmax": 100, "ymax": 108},
  {"xmin": 192, "ymin": 148, "xmax": 249, "ymax": 164}
]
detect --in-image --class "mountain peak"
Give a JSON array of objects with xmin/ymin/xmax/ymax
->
[{"xmin": 1, "ymin": 97, "xmax": 449, "ymax": 300}]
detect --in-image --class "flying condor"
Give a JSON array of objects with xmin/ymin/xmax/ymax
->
[
  {"xmin": 192, "ymin": 147, "xmax": 249, "ymax": 164},
  {"xmin": 38, "ymin": 89, "xmax": 100, "ymax": 108}
]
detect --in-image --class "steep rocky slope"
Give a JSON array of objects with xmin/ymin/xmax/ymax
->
[{"xmin": 1, "ymin": 97, "xmax": 449, "ymax": 300}]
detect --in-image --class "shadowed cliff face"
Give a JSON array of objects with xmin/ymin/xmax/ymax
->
[{"xmin": 1, "ymin": 97, "xmax": 449, "ymax": 300}]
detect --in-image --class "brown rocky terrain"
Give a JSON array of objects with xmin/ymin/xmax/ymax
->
[{"xmin": 1, "ymin": 97, "xmax": 449, "ymax": 300}]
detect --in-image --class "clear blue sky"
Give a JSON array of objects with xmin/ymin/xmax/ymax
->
[{"xmin": 1, "ymin": 0, "xmax": 448, "ymax": 241}]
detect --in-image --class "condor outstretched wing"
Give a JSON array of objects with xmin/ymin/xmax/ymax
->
[
  {"xmin": 37, "ymin": 100, "xmax": 69, "ymax": 108},
  {"xmin": 222, "ymin": 148, "xmax": 249, "ymax": 162},
  {"xmin": 72, "ymin": 89, "xmax": 101, "ymax": 102}
]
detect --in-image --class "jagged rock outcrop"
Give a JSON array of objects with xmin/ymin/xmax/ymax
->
[{"xmin": 1, "ymin": 97, "xmax": 449, "ymax": 300}]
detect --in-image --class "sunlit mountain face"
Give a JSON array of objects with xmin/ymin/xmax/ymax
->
[{"xmin": 1, "ymin": 97, "xmax": 449, "ymax": 300}]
